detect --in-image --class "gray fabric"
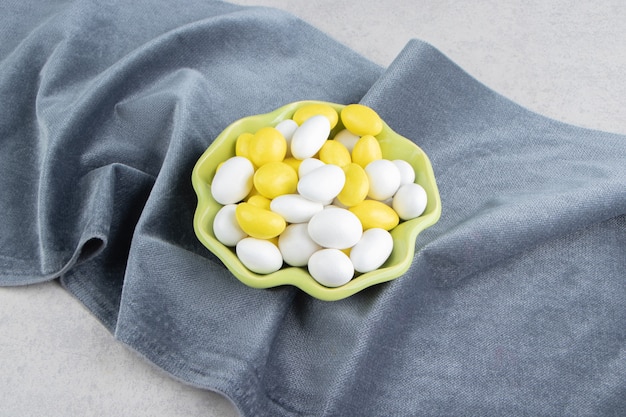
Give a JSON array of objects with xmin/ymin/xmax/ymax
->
[{"xmin": 1, "ymin": 1, "xmax": 625, "ymax": 416}]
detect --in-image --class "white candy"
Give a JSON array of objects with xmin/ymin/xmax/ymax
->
[
  {"xmin": 275, "ymin": 119, "xmax": 299, "ymax": 157},
  {"xmin": 298, "ymin": 157, "xmax": 325, "ymax": 178},
  {"xmin": 297, "ymin": 164, "xmax": 346, "ymax": 203},
  {"xmin": 213, "ymin": 204, "xmax": 247, "ymax": 246},
  {"xmin": 236, "ymin": 238, "xmax": 283, "ymax": 274},
  {"xmin": 374, "ymin": 196, "xmax": 394, "ymax": 207},
  {"xmin": 393, "ymin": 159, "xmax": 416, "ymax": 185},
  {"xmin": 307, "ymin": 207, "xmax": 362, "ymax": 249},
  {"xmin": 210, "ymin": 156, "xmax": 254, "ymax": 205},
  {"xmin": 392, "ymin": 183, "xmax": 428, "ymax": 220},
  {"xmin": 350, "ymin": 228, "xmax": 393, "ymax": 273},
  {"xmin": 270, "ymin": 194, "xmax": 323, "ymax": 223},
  {"xmin": 333, "ymin": 128, "xmax": 360, "ymax": 152},
  {"xmin": 278, "ymin": 223, "xmax": 322, "ymax": 267},
  {"xmin": 365, "ymin": 159, "xmax": 401, "ymax": 200},
  {"xmin": 275, "ymin": 119, "xmax": 298, "ymax": 140},
  {"xmin": 290, "ymin": 115, "xmax": 331, "ymax": 159},
  {"xmin": 308, "ymin": 249, "xmax": 354, "ymax": 287}
]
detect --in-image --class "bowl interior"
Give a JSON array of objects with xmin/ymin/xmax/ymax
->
[{"xmin": 192, "ymin": 101, "xmax": 441, "ymax": 301}]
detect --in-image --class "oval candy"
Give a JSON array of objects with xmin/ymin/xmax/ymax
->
[
  {"xmin": 319, "ymin": 140, "xmax": 351, "ymax": 167},
  {"xmin": 246, "ymin": 194, "xmax": 272, "ymax": 210},
  {"xmin": 307, "ymin": 208, "xmax": 362, "ymax": 249},
  {"xmin": 235, "ymin": 202, "xmax": 286, "ymax": 239},
  {"xmin": 308, "ymin": 249, "xmax": 354, "ymax": 287},
  {"xmin": 275, "ymin": 119, "xmax": 299, "ymax": 157},
  {"xmin": 365, "ymin": 159, "xmax": 402, "ymax": 200},
  {"xmin": 297, "ymin": 164, "xmax": 346, "ymax": 203},
  {"xmin": 235, "ymin": 132, "xmax": 253, "ymax": 159},
  {"xmin": 298, "ymin": 157, "xmax": 325, "ymax": 178},
  {"xmin": 336, "ymin": 163, "xmax": 369, "ymax": 207},
  {"xmin": 392, "ymin": 183, "xmax": 428, "ymax": 220},
  {"xmin": 290, "ymin": 115, "xmax": 331, "ymax": 160},
  {"xmin": 351, "ymin": 135, "xmax": 382, "ymax": 168},
  {"xmin": 393, "ymin": 159, "xmax": 416, "ymax": 185},
  {"xmin": 270, "ymin": 194, "xmax": 324, "ymax": 223},
  {"xmin": 340, "ymin": 104, "xmax": 383, "ymax": 136},
  {"xmin": 213, "ymin": 204, "xmax": 247, "ymax": 247},
  {"xmin": 253, "ymin": 161, "xmax": 298, "ymax": 199},
  {"xmin": 292, "ymin": 103, "xmax": 339, "ymax": 129},
  {"xmin": 350, "ymin": 228, "xmax": 393, "ymax": 273},
  {"xmin": 275, "ymin": 118, "xmax": 298, "ymax": 139},
  {"xmin": 278, "ymin": 223, "xmax": 322, "ymax": 267},
  {"xmin": 349, "ymin": 200, "xmax": 399, "ymax": 231},
  {"xmin": 211, "ymin": 156, "xmax": 254, "ymax": 205},
  {"xmin": 282, "ymin": 156, "xmax": 302, "ymax": 174},
  {"xmin": 333, "ymin": 129, "xmax": 360, "ymax": 152},
  {"xmin": 248, "ymin": 126, "xmax": 287, "ymax": 167},
  {"xmin": 236, "ymin": 238, "xmax": 283, "ymax": 274}
]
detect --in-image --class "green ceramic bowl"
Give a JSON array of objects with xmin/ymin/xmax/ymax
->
[{"xmin": 192, "ymin": 101, "xmax": 441, "ymax": 301}]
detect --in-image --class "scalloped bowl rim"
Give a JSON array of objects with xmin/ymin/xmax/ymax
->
[{"xmin": 192, "ymin": 101, "xmax": 441, "ymax": 301}]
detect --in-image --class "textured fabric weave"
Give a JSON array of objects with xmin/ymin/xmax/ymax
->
[{"xmin": 1, "ymin": 1, "xmax": 625, "ymax": 416}]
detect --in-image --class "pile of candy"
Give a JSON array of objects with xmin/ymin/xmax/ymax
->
[{"xmin": 210, "ymin": 103, "xmax": 427, "ymax": 287}]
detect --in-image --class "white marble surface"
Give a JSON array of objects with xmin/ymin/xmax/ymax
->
[{"xmin": 2, "ymin": 1, "xmax": 625, "ymax": 416}]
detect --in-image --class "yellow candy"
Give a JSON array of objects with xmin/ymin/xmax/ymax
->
[
  {"xmin": 266, "ymin": 236, "xmax": 280, "ymax": 247},
  {"xmin": 253, "ymin": 161, "xmax": 298, "ymax": 199},
  {"xmin": 247, "ymin": 194, "xmax": 272, "ymax": 210},
  {"xmin": 336, "ymin": 163, "xmax": 369, "ymax": 207},
  {"xmin": 351, "ymin": 135, "xmax": 382, "ymax": 168},
  {"xmin": 349, "ymin": 200, "xmax": 399, "ymax": 231},
  {"xmin": 235, "ymin": 202, "xmax": 286, "ymax": 239},
  {"xmin": 282, "ymin": 156, "xmax": 302, "ymax": 174},
  {"xmin": 340, "ymin": 104, "xmax": 383, "ymax": 136},
  {"xmin": 319, "ymin": 140, "xmax": 351, "ymax": 167},
  {"xmin": 235, "ymin": 132, "xmax": 254, "ymax": 159},
  {"xmin": 293, "ymin": 103, "xmax": 339, "ymax": 128},
  {"xmin": 248, "ymin": 127, "xmax": 287, "ymax": 167}
]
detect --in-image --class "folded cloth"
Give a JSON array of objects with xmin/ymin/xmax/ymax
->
[{"xmin": 1, "ymin": 1, "xmax": 625, "ymax": 416}]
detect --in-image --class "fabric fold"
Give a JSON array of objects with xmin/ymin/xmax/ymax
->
[{"xmin": 362, "ymin": 39, "xmax": 626, "ymax": 287}]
